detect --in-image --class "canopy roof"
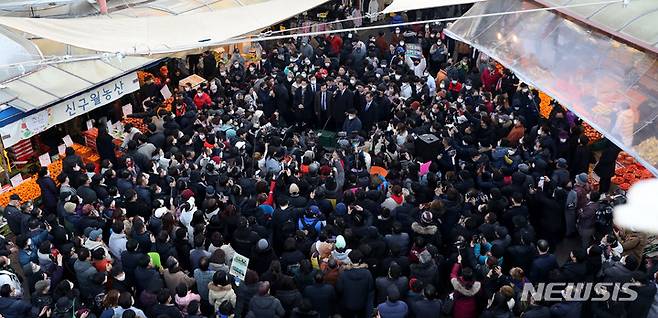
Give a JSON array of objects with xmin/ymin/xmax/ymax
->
[
  {"xmin": 446, "ymin": 0, "xmax": 658, "ymax": 175},
  {"xmin": 382, "ymin": 0, "xmax": 484, "ymax": 14},
  {"xmin": 536, "ymin": 0, "xmax": 658, "ymax": 54},
  {"xmin": 0, "ymin": 0, "xmax": 327, "ymax": 54}
]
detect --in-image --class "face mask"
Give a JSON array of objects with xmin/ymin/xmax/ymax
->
[
  {"xmin": 395, "ymin": 29, "xmax": 400, "ymax": 34},
  {"xmin": 293, "ymin": 66, "xmax": 299, "ymax": 72},
  {"xmin": 349, "ymin": 115, "xmax": 356, "ymax": 120},
  {"xmin": 184, "ymin": 87, "xmax": 190, "ymax": 92},
  {"xmin": 465, "ymin": 85, "xmax": 472, "ymax": 90},
  {"xmin": 325, "ymin": 63, "xmax": 331, "ymax": 67},
  {"xmin": 560, "ymin": 138, "xmax": 567, "ymax": 143},
  {"xmin": 116, "ymin": 273, "xmax": 126, "ymax": 281},
  {"xmin": 288, "ymin": 77, "xmax": 294, "ymax": 82},
  {"xmin": 249, "ymin": 67, "xmax": 255, "ymax": 72},
  {"xmin": 395, "ymin": 75, "xmax": 401, "ymax": 80},
  {"xmin": 305, "ymin": 59, "xmax": 311, "ymax": 65},
  {"xmin": 197, "ymin": 93, "xmax": 203, "ymax": 97},
  {"xmin": 452, "ymin": 80, "xmax": 457, "ymax": 84},
  {"xmin": 310, "ymin": 79, "xmax": 316, "ymax": 84},
  {"xmin": 439, "ymin": 83, "xmax": 445, "ymax": 88},
  {"xmin": 233, "ymin": 63, "xmax": 239, "ymax": 68},
  {"xmin": 220, "ymin": 71, "xmax": 226, "ymax": 76},
  {"xmin": 399, "ymin": 41, "xmax": 405, "ymax": 46},
  {"xmin": 210, "ymin": 87, "xmax": 217, "ymax": 93},
  {"xmin": 457, "ymin": 98, "xmax": 463, "ymax": 103},
  {"xmin": 199, "ymin": 134, "xmax": 205, "ymax": 139},
  {"xmin": 350, "ymin": 80, "xmax": 356, "ymax": 85},
  {"xmin": 522, "ymin": 88, "xmax": 529, "ymax": 93}
]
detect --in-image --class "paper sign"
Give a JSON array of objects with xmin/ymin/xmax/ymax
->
[
  {"xmin": 405, "ymin": 43, "xmax": 422, "ymax": 59},
  {"xmin": 122, "ymin": 104, "xmax": 133, "ymax": 117},
  {"xmin": 107, "ymin": 120, "xmax": 113, "ymax": 133},
  {"xmin": 62, "ymin": 135, "xmax": 73, "ymax": 147},
  {"xmin": 10, "ymin": 174, "xmax": 23, "ymax": 187},
  {"xmin": 160, "ymin": 85, "xmax": 172, "ymax": 99},
  {"xmin": 86, "ymin": 120, "xmax": 93, "ymax": 131},
  {"xmin": 229, "ymin": 253, "xmax": 250, "ymax": 281},
  {"xmin": 38, "ymin": 153, "xmax": 51, "ymax": 167},
  {"xmin": 58, "ymin": 144, "xmax": 66, "ymax": 156}
]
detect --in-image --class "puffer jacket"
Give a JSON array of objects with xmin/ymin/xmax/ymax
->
[{"xmin": 208, "ymin": 283, "xmax": 237, "ymax": 311}]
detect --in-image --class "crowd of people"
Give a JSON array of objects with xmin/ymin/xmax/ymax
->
[{"xmin": 1, "ymin": 4, "xmax": 657, "ymax": 318}]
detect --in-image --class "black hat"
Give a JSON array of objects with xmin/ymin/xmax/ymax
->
[{"xmin": 9, "ymin": 194, "xmax": 20, "ymax": 201}]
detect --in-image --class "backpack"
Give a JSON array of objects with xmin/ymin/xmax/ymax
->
[{"xmin": 298, "ymin": 217, "xmax": 321, "ymax": 236}]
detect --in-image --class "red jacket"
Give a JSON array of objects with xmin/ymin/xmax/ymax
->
[
  {"xmin": 328, "ymin": 35, "xmax": 343, "ymax": 56},
  {"xmin": 480, "ymin": 68, "xmax": 502, "ymax": 92},
  {"xmin": 450, "ymin": 263, "xmax": 482, "ymax": 318},
  {"xmin": 193, "ymin": 92, "xmax": 212, "ymax": 109}
]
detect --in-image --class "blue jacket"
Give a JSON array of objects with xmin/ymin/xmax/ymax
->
[
  {"xmin": 0, "ymin": 297, "xmax": 32, "ymax": 318},
  {"xmin": 377, "ymin": 300, "xmax": 407, "ymax": 318},
  {"xmin": 529, "ymin": 253, "xmax": 558, "ymax": 283}
]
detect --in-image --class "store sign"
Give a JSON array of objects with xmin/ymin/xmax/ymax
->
[{"xmin": 0, "ymin": 72, "xmax": 140, "ymax": 148}]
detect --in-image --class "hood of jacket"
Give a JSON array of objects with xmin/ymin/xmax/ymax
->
[
  {"xmin": 250, "ymin": 295, "xmax": 278, "ymax": 310},
  {"xmin": 412, "ymin": 222, "xmax": 438, "ymax": 235},
  {"xmin": 451, "ymin": 277, "xmax": 481, "ymax": 297},
  {"xmin": 208, "ymin": 283, "xmax": 233, "ymax": 293}
]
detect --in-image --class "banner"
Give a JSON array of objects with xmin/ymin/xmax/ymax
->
[
  {"xmin": 405, "ymin": 43, "xmax": 422, "ymax": 59},
  {"xmin": 0, "ymin": 72, "xmax": 139, "ymax": 148}
]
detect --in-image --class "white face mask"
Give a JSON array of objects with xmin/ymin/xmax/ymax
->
[
  {"xmin": 395, "ymin": 29, "xmax": 400, "ymax": 34},
  {"xmin": 249, "ymin": 67, "xmax": 255, "ymax": 72},
  {"xmin": 349, "ymin": 114, "xmax": 356, "ymax": 120},
  {"xmin": 465, "ymin": 85, "xmax": 472, "ymax": 90},
  {"xmin": 399, "ymin": 41, "xmax": 405, "ymax": 46},
  {"xmin": 522, "ymin": 88, "xmax": 529, "ymax": 93},
  {"xmin": 452, "ymin": 80, "xmax": 457, "ymax": 84},
  {"xmin": 325, "ymin": 63, "xmax": 331, "ymax": 67},
  {"xmin": 560, "ymin": 138, "xmax": 567, "ymax": 143},
  {"xmin": 439, "ymin": 83, "xmax": 445, "ymax": 88},
  {"xmin": 305, "ymin": 59, "xmax": 311, "ymax": 65},
  {"xmin": 350, "ymin": 80, "xmax": 356, "ymax": 85},
  {"xmin": 116, "ymin": 273, "xmax": 126, "ymax": 281},
  {"xmin": 288, "ymin": 77, "xmax": 294, "ymax": 82},
  {"xmin": 310, "ymin": 79, "xmax": 316, "ymax": 84},
  {"xmin": 457, "ymin": 98, "xmax": 463, "ymax": 103},
  {"xmin": 395, "ymin": 75, "xmax": 401, "ymax": 80},
  {"xmin": 197, "ymin": 92, "xmax": 203, "ymax": 97},
  {"xmin": 220, "ymin": 71, "xmax": 226, "ymax": 76}
]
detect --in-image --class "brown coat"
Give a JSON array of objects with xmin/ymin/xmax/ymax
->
[
  {"xmin": 621, "ymin": 230, "xmax": 648, "ymax": 263},
  {"xmin": 163, "ymin": 269, "xmax": 196, "ymax": 290}
]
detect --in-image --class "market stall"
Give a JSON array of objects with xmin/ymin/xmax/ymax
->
[{"xmin": 445, "ymin": 0, "xmax": 658, "ymax": 176}]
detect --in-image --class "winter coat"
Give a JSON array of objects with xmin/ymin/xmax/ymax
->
[
  {"xmin": 246, "ymin": 295, "xmax": 285, "ymax": 318},
  {"xmin": 336, "ymin": 263, "xmax": 374, "ymax": 313},
  {"xmin": 0, "ymin": 297, "xmax": 33, "ymax": 318},
  {"xmin": 303, "ymin": 283, "xmax": 335, "ymax": 318},
  {"xmin": 621, "ymin": 231, "xmax": 648, "ymax": 263},
  {"xmin": 529, "ymin": 254, "xmax": 558, "ymax": 283},
  {"xmin": 193, "ymin": 269, "xmax": 216, "ymax": 300},
  {"xmin": 450, "ymin": 263, "xmax": 481, "ymax": 318},
  {"xmin": 377, "ymin": 300, "xmax": 408, "ymax": 318},
  {"xmin": 410, "ymin": 298, "xmax": 442, "ymax": 317},
  {"xmin": 375, "ymin": 276, "xmax": 409, "ymax": 304},
  {"xmin": 209, "ymin": 283, "xmax": 237, "ymax": 311}
]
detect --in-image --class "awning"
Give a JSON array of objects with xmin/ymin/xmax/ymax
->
[
  {"xmin": 382, "ymin": 0, "xmax": 484, "ymax": 14},
  {"xmin": 445, "ymin": 0, "xmax": 658, "ymax": 175},
  {"xmin": 0, "ymin": 0, "xmax": 328, "ymax": 54}
]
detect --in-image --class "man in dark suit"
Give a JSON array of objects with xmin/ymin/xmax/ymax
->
[
  {"xmin": 274, "ymin": 76, "xmax": 290, "ymax": 123},
  {"xmin": 292, "ymin": 78, "xmax": 314, "ymax": 129},
  {"xmin": 314, "ymin": 81, "xmax": 333, "ymax": 129},
  {"xmin": 332, "ymin": 79, "xmax": 353, "ymax": 131},
  {"xmin": 360, "ymin": 91, "xmax": 378, "ymax": 131}
]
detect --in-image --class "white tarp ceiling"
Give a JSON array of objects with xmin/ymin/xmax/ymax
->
[
  {"xmin": 0, "ymin": 0, "xmax": 328, "ymax": 55},
  {"xmin": 382, "ymin": 0, "xmax": 485, "ymax": 14}
]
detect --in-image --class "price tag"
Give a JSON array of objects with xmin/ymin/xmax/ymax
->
[
  {"xmin": 38, "ymin": 153, "xmax": 51, "ymax": 167},
  {"xmin": 10, "ymin": 174, "xmax": 23, "ymax": 187},
  {"xmin": 62, "ymin": 135, "xmax": 73, "ymax": 147},
  {"xmin": 122, "ymin": 104, "xmax": 133, "ymax": 117},
  {"xmin": 58, "ymin": 144, "xmax": 66, "ymax": 156}
]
